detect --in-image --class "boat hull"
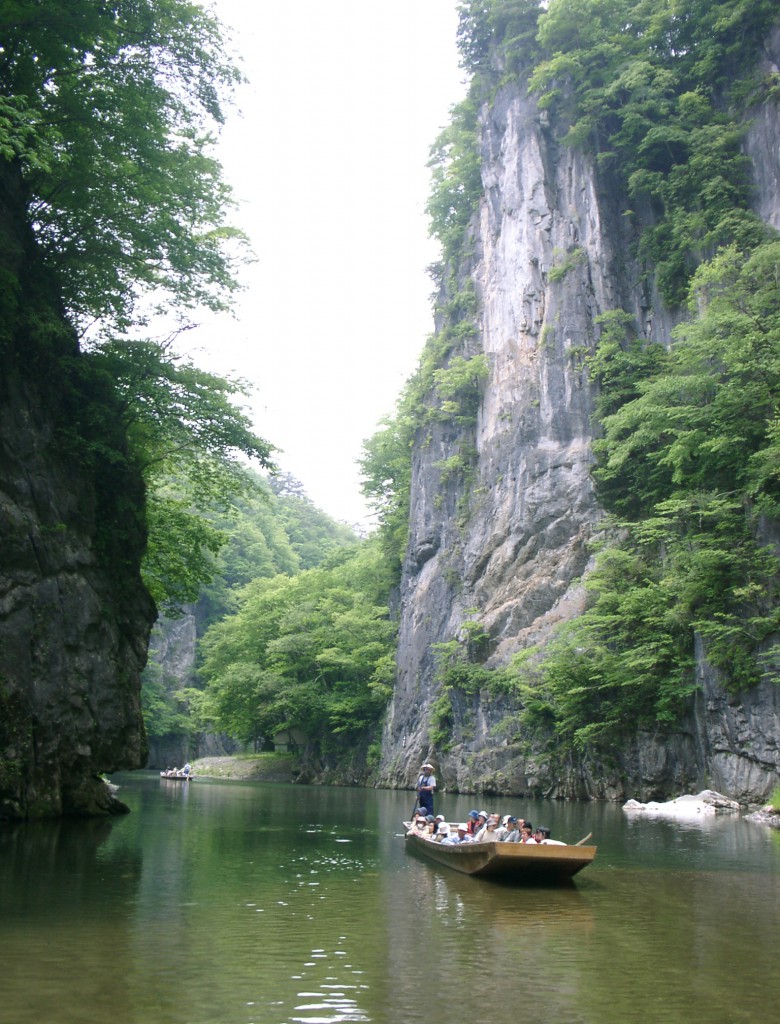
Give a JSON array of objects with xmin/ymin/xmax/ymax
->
[{"xmin": 405, "ymin": 830, "xmax": 596, "ymax": 882}]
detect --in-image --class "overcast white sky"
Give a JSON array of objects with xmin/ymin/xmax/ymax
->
[{"xmin": 180, "ymin": 0, "xmax": 465, "ymax": 527}]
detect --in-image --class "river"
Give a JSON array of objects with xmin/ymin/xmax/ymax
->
[{"xmin": 1, "ymin": 773, "xmax": 778, "ymax": 1024}]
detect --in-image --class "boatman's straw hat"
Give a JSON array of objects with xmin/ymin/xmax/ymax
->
[{"xmin": 421, "ymin": 762, "xmax": 434, "ymax": 770}]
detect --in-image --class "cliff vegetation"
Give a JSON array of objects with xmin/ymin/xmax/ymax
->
[
  {"xmin": 364, "ymin": 0, "xmax": 780, "ymax": 799},
  {"xmin": 143, "ymin": 473, "xmax": 384, "ymax": 772},
  {"xmin": 0, "ymin": 1, "xmax": 273, "ymax": 817}
]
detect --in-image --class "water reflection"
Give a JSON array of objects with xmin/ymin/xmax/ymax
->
[
  {"xmin": 0, "ymin": 816, "xmax": 143, "ymax": 1024},
  {"xmin": 1, "ymin": 776, "xmax": 778, "ymax": 1024}
]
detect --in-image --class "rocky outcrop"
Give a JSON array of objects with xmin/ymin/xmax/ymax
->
[
  {"xmin": 0, "ymin": 164, "xmax": 156, "ymax": 819},
  {"xmin": 623, "ymin": 790, "xmax": 741, "ymax": 818},
  {"xmin": 378, "ymin": 41, "xmax": 780, "ymax": 803}
]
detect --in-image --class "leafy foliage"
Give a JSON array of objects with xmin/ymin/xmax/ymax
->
[
  {"xmin": 142, "ymin": 476, "xmax": 359, "ymax": 740},
  {"xmin": 512, "ymin": 497, "xmax": 778, "ymax": 751},
  {"xmin": 527, "ymin": 0, "xmax": 777, "ymax": 304},
  {"xmin": 198, "ymin": 539, "xmax": 396, "ymax": 752},
  {"xmin": 426, "ymin": 90, "xmax": 483, "ymax": 274},
  {"xmin": 1, "ymin": 4, "xmax": 278, "ymax": 613},
  {"xmin": 429, "ymin": 618, "xmax": 512, "ymax": 749},
  {"xmin": 141, "ymin": 658, "xmax": 197, "ymax": 740},
  {"xmin": 360, "ymin": 343, "xmax": 488, "ymax": 565},
  {"xmin": 197, "ymin": 473, "xmax": 357, "ymax": 625},
  {"xmin": 456, "ymin": 1, "xmax": 543, "ymax": 77},
  {"xmin": 88, "ymin": 337, "xmax": 276, "ymax": 613},
  {"xmin": 0, "ymin": 0, "xmax": 244, "ymax": 332},
  {"xmin": 509, "ymin": 242, "xmax": 780, "ymax": 752},
  {"xmin": 595, "ymin": 243, "xmax": 780, "ymax": 515}
]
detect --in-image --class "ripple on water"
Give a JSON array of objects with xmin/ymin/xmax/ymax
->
[{"xmin": 278, "ymin": 936, "xmax": 372, "ymax": 1024}]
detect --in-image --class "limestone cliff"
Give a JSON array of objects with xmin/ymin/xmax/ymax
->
[
  {"xmin": 0, "ymin": 165, "xmax": 156, "ymax": 819},
  {"xmin": 379, "ymin": 33, "xmax": 780, "ymax": 804}
]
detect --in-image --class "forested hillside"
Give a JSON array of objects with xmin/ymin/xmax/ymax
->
[{"xmin": 143, "ymin": 474, "xmax": 396, "ymax": 775}]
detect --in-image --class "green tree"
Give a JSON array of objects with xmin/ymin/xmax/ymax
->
[
  {"xmin": 426, "ymin": 91, "xmax": 483, "ymax": 274},
  {"xmin": 198, "ymin": 540, "xmax": 396, "ymax": 751},
  {"xmin": 1, "ymin": 3, "xmax": 278, "ymax": 611},
  {"xmin": 513, "ymin": 241, "xmax": 780, "ymax": 752},
  {"xmin": 0, "ymin": 0, "xmax": 243, "ymax": 333},
  {"xmin": 456, "ymin": 1, "xmax": 542, "ymax": 75},
  {"xmin": 89, "ymin": 337, "xmax": 276, "ymax": 613},
  {"xmin": 197, "ymin": 473, "xmax": 358, "ymax": 626},
  {"xmin": 141, "ymin": 474, "xmax": 360, "ymax": 741},
  {"xmin": 595, "ymin": 243, "xmax": 780, "ymax": 515}
]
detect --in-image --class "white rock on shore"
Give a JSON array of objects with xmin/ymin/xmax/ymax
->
[{"xmin": 622, "ymin": 790, "xmax": 741, "ymax": 818}]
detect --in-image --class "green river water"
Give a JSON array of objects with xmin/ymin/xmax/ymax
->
[{"xmin": 1, "ymin": 773, "xmax": 778, "ymax": 1024}]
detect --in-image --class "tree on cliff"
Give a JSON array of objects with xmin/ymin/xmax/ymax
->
[
  {"xmin": 142, "ymin": 472, "xmax": 359, "ymax": 746},
  {"xmin": 1, "ymin": 1, "xmax": 276, "ymax": 611},
  {"xmin": 90, "ymin": 336, "xmax": 276, "ymax": 612}
]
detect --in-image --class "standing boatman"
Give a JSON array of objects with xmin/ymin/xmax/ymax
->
[{"xmin": 416, "ymin": 762, "xmax": 437, "ymax": 816}]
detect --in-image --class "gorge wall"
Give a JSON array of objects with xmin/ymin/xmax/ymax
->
[
  {"xmin": 379, "ymin": 32, "xmax": 780, "ymax": 804},
  {"xmin": 0, "ymin": 165, "xmax": 156, "ymax": 819}
]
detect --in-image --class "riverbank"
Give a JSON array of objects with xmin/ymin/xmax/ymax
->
[{"xmin": 190, "ymin": 753, "xmax": 298, "ymax": 782}]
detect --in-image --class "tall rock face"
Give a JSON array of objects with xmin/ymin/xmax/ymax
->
[
  {"xmin": 379, "ymin": 42, "xmax": 780, "ymax": 804},
  {"xmin": 0, "ymin": 165, "xmax": 156, "ymax": 819}
]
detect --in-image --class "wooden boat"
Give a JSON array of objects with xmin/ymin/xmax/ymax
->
[
  {"xmin": 404, "ymin": 825, "xmax": 596, "ymax": 883},
  {"xmin": 159, "ymin": 770, "xmax": 194, "ymax": 781}
]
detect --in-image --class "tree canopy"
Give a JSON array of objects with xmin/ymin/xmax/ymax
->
[
  {"xmin": 84, "ymin": 336, "xmax": 276, "ymax": 614},
  {"xmin": 1, "ymin": 3, "xmax": 278, "ymax": 613},
  {"xmin": 142, "ymin": 476, "xmax": 359, "ymax": 741},
  {"xmin": 197, "ymin": 539, "xmax": 396, "ymax": 753},
  {"xmin": 0, "ymin": 0, "xmax": 243, "ymax": 333}
]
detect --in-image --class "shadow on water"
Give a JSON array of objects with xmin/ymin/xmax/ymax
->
[
  {"xmin": 0, "ymin": 815, "xmax": 142, "ymax": 915},
  {"xmin": 0, "ymin": 815, "xmax": 144, "ymax": 1024}
]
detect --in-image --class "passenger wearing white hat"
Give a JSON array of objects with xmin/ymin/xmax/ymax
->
[
  {"xmin": 441, "ymin": 823, "xmax": 472, "ymax": 846},
  {"xmin": 434, "ymin": 822, "xmax": 451, "ymax": 842}
]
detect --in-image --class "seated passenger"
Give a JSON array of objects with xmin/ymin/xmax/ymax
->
[
  {"xmin": 475, "ymin": 814, "xmax": 500, "ymax": 843},
  {"xmin": 466, "ymin": 810, "xmax": 481, "ymax": 836},
  {"xmin": 472, "ymin": 810, "xmax": 489, "ymax": 839},
  {"xmin": 505, "ymin": 817, "xmax": 522, "ymax": 842},
  {"xmin": 494, "ymin": 815, "xmax": 512, "ymax": 841},
  {"xmin": 442, "ymin": 823, "xmax": 473, "ymax": 845},
  {"xmin": 534, "ymin": 826, "xmax": 566, "ymax": 845},
  {"xmin": 520, "ymin": 825, "xmax": 536, "ymax": 843},
  {"xmin": 407, "ymin": 812, "xmax": 430, "ymax": 835},
  {"xmin": 435, "ymin": 823, "xmax": 451, "ymax": 842}
]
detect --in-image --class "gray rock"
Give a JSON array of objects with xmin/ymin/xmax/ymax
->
[
  {"xmin": 0, "ymin": 171, "xmax": 155, "ymax": 819},
  {"xmin": 379, "ymin": 43, "xmax": 780, "ymax": 804}
]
